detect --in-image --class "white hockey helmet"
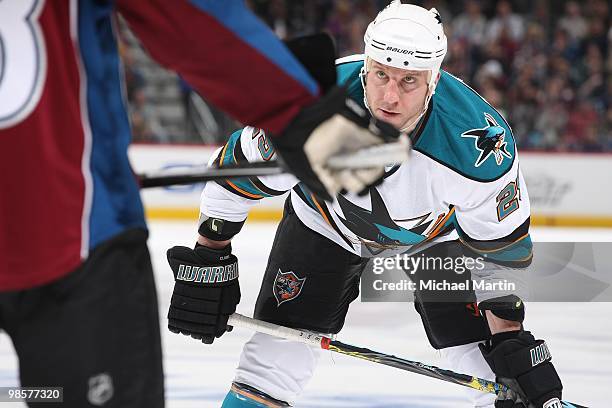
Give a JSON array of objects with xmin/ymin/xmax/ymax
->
[{"xmin": 363, "ymin": 1, "xmax": 447, "ymax": 95}]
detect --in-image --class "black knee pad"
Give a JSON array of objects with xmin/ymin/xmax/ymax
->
[
  {"xmin": 415, "ymin": 299, "xmax": 490, "ymax": 349},
  {"xmin": 408, "ymin": 242, "xmax": 490, "ymax": 349},
  {"xmin": 479, "ymin": 294, "xmax": 525, "ymax": 323}
]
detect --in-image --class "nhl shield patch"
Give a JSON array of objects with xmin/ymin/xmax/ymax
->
[{"xmin": 273, "ymin": 269, "xmax": 306, "ymax": 306}]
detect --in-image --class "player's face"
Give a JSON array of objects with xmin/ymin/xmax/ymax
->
[{"xmin": 365, "ymin": 61, "xmax": 429, "ymax": 131}]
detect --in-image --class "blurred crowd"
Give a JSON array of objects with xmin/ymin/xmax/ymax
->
[
  {"xmin": 440, "ymin": 0, "xmax": 611, "ymax": 152},
  {"xmin": 123, "ymin": 0, "xmax": 611, "ymax": 151}
]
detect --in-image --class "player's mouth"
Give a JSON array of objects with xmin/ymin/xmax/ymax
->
[{"xmin": 377, "ymin": 108, "xmax": 400, "ymax": 119}]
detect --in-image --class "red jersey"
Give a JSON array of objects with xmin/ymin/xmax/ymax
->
[{"xmin": 0, "ymin": 0, "xmax": 319, "ymax": 290}]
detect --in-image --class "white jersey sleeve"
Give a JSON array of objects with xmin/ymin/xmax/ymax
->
[
  {"xmin": 446, "ymin": 158, "xmax": 530, "ymax": 242},
  {"xmin": 200, "ymin": 126, "xmax": 298, "ymax": 222},
  {"xmin": 437, "ymin": 158, "xmax": 532, "ymax": 302}
]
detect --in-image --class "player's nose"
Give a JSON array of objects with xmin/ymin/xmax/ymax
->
[{"xmin": 383, "ymin": 81, "xmax": 400, "ymax": 104}]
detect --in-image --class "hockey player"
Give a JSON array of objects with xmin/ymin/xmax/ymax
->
[
  {"xmin": 166, "ymin": 2, "xmax": 563, "ymax": 407},
  {"xmin": 0, "ymin": 1, "xmax": 394, "ymax": 407}
]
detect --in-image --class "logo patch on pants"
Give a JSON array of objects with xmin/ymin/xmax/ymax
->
[
  {"xmin": 273, "ymin": 269, "xmax": 306, "ymax": 306},
  {"xmin": 87, "ymin": 373, "xmax": 113, "ymax": 406}
]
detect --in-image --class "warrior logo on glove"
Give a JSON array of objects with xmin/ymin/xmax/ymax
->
[
  {"xmin": 542, "ymin": 398, "xmax": 562, "ymax": 408},
  {"xmin": 176, "ymin": 263, "xmax": 238, "ymax": 283},
  {"xmin": 273, "ymin": 270, "xmax": 306, "ymax": 306},
  {"xmin": 530, "ymin": 342, "xmax": 552, "ymax": 367}
]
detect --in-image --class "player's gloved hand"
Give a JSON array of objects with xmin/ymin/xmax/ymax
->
[
  {"xmin": 167, "ymin": 244, "xmax": 240, "ymax": 344},
  {"xmin": 272, "ymin": 33, "xmax": 408, "ymax": 202},
  {"xmin": 479, "ymin": 331, "xmax": 563, "ymax": 408},
  {"xmin": 274, "ymin": 89, "xmax": 406, "ymax": 201}
]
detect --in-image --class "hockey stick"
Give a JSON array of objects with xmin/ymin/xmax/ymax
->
[
  {"xmin": 227, "ymin": 313, "xmax": 587, "ymax": 408},
  {"xmin": 138, "ymin": 139, "xmax": 409, "ymax": 189},
  {"xmin": 139, "ymin": 161, "xmax": 283, "ymax": 188}
]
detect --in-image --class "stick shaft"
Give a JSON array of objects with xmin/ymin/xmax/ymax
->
[
  {"xmin": 228, "ymin": 313, "xmax": 328, "ymax": 347},
  {"xmin": 227, "ymin": 313, "xmax": 587, "ymax": 408},
  {"xmin": 227, "ymin": 314, "xmax": 493, "ymax": 390},
  {"xmin": 139, "ymin": 162, "xmax": 282, "ymax": 188},
  {"xmin": 138, "ymin": 141, "xmax": 409, "ymax": 189}
]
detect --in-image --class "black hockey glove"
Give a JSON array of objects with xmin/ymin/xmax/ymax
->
[
  {"xmin": 272, "ymin": 33, "xmax": 406, "ymax": 201},
  {"xmin": 167, "ymin": 244, "xmax": 240, "ymax": 344},
  {"xmin": 479, "ymin": 331, "xmax": 563, "ymax": 408}
]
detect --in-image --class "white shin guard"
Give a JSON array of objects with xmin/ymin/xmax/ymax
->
[
  {"xmin": 233, "ymin": 332, "xmax": 321, "ymax": 405},
  {"xmin": 440, "ymin": 342, "xmax": 497, "ymax": 408}
]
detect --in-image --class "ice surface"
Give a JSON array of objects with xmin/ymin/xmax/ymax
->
[{"xmin": 1, "ymin": 221, "xmax": 610, "ymax": 407}]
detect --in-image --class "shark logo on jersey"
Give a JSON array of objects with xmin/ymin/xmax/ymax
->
[
  {"xmin": 461, "ymin": 112, "xmax": 512, "ymax": 167},
  {"xmin": 273, "ymin": 269, "xmax": 306, "ymax": 306},
  {"xmin": 335, "ymin": 189, "xmax": 449, "ymax": 255}
]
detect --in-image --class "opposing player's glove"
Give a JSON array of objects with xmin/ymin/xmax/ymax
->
[
  {"xmin": 274, "ymin": 88, "xmax": 404, "ymax": 201},
  {"xmin": 167, "ymin": 244, "xmax": 240, "ymax": 344},
  {"xmin": 479, "ymin": 331, "xmax": 563, "ymax": 408},
  {"xmin": 272, "ymin": 33, "xmax": 407, "ymax": 201}
]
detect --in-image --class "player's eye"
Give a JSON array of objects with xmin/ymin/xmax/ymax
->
[
  {"xmin": 375, "ymin": 70, "xmax": 387, "ymax": 79},
  {"xmin": 403, "ymin": 76, "xmax": 415, "ymax": 84}
]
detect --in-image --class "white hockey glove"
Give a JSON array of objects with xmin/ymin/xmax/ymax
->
[
  {"xmin": 274, "ymin": 87, "xmax": 408, "ymax": 200},
  {"xmin": 272, "ymin": 33, "xmax": 409, "ymax": 201}
]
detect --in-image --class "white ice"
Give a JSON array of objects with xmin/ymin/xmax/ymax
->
[{"xmin": 1, "ymin": 222, "xmax": 611, "ymax": 407}]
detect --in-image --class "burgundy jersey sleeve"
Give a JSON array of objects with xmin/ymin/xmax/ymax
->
[{"xmin": 116, "ymin": 0, "xmax": 320, "ymax": 134}]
